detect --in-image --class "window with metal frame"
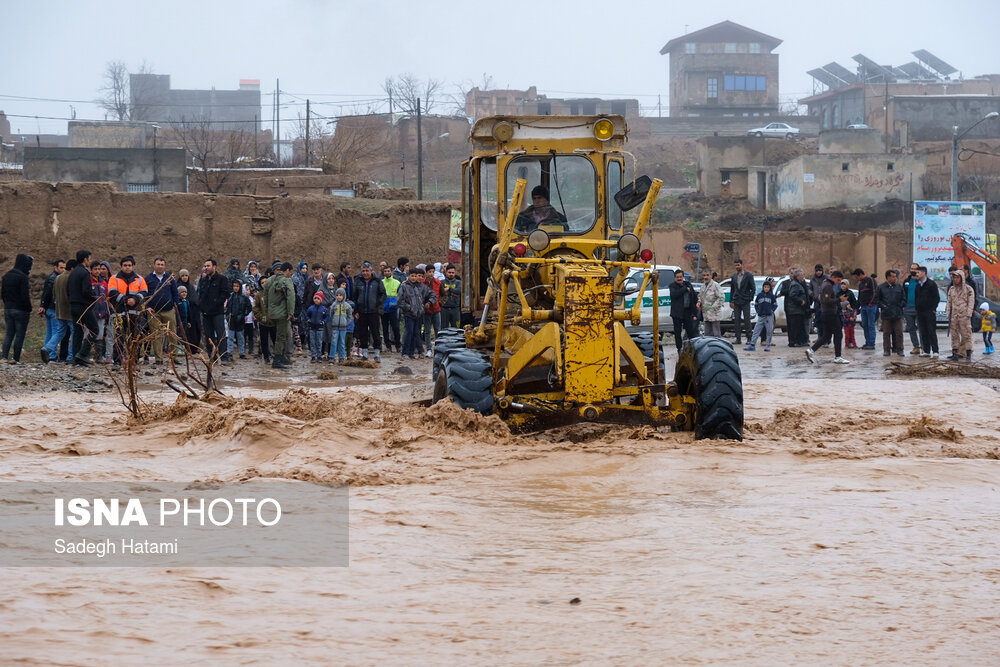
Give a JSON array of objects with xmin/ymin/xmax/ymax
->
[
  {"xmin": 479, "ymin": 158, "xmax": 498, "ymax": 231},
  {"xmin": 607, "ymin": 158, "xmax": 623, "ymax": 231},
  {"xmin": 505, "ymin": 155, "xmax": 597, "ymax": 235},
  {"xmin": 724, "ymin": 75, "xmax": 766, "ymax": 92}
]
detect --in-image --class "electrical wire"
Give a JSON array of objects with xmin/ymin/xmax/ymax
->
[{"xmin": 959, "ymin": 147, "xmax": 1000, "ymax": 160}]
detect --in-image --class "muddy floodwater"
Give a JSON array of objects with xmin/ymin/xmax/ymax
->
[{"xmin": 1, "ymin": 343, "xmax": 999, "ymax": 664}]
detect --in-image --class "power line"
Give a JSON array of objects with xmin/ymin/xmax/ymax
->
[
  {"xmin": 1, "ymin": 111, "xmax": 392, "ymax": 126},
  {"xmin": 0, "ymin": 93, "xmax": 303, "ymax": 109}
]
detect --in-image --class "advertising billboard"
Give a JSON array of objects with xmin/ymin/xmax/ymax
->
[{"xmin": 913, "ymin": 201, "xmax": 986, "ymax": 281}]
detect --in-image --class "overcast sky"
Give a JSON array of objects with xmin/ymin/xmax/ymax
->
[{"xmin": 4, "ymin": 0, "xmax": 1000, "ymax": 137}]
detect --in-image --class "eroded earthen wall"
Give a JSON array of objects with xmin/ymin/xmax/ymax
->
[{"xmin": 0, "ymin": 182, "xmax": 452, "ymax": 283}]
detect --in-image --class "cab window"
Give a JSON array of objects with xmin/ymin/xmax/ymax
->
[
  {"xmin": 505, "ymin": 155, "xmax": 596, "ymax": 234},
  {"xmin": 479, "ymin": 158, "xmax": 498, "ymax": 230},
  {"xmin": 607, "ymin": 158, "xmax": 623, "ymax": 230}
]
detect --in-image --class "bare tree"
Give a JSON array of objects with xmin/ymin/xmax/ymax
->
[
  {"xmin": 289, "ymin": 111, "xmax": 332, "ymax": 167},
  {"xmin": 320, "ymin": 112, "xmax": 391, "ymax": 175},
  {"xmin": 98, "ymin": 61, "xmax": 130, "ymax": 121},
  {"xmin": 172, "ymin": 116, "xmax": 260, "ymax": 192},
  {"xmin": 382, "ymin": 73, "xmax": 443, "ymax": 114},
  {"xmin": 97, "ymin": 60, "xmax": 158, "ymax": 121},
  {"xmin": 447, "ymin": 73, "xmax": 496, "ymax": 116}
]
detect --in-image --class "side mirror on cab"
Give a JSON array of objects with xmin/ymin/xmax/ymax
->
[
  {"xmin": 623, "ymin": 278, "xmax": 640, "ymax": 295},
  {"xmin": 614, "ymin": 175, "xmax": 653, "ymax": 212}
]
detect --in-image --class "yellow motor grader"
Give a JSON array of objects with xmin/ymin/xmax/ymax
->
[{"xmin": 431, "ymin": 115, "xmax": 742, "ymax": 439}]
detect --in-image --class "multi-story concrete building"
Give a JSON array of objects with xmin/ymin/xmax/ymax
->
[
  {"xmin": 465, "ymin": 86, "xmax": 639, "ymax": 119},
  {"xmin": 129, "ymin": 74, "xmax": 261, "ymax": 132},
  {"xmin": 659, "ymin": 20, "xmax": 781, "ymax": 118}
]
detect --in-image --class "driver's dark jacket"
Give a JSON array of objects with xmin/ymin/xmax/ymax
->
[{"xmin": 515, "ymin": 205, "xmax": 566, "ymax": 232}]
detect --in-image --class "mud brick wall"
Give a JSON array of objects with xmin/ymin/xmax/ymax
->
[
  {"xmin": 648, "ymin": 228, "xmax": 915, "ymax": 280},
  {"xmin": 0, "ymin": 182, "xmax": 452, "ymax": 283}
]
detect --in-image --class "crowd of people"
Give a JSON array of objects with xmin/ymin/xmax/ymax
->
[
  {"xmin": 0, "ymin": 252, "xmax": 463, "ymax": 369},
  {"xmin": 2, "ymin": 251, "xmax": 996, "ymax": 371},
  {"xmin": 679, "ymin": 260, "xmax": 996, "ymax": 365}
]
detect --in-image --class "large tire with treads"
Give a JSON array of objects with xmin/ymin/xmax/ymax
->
[
  {"xmin": 630, "ymin": 331, "xmax": 656, "ymax": 358},
  {"xmin": 673, "ymin": 337, "xmax": 743, "ymax": 440},
  {"xmin": 431, "ymin": 330, "xmax": 468, "ymax": 379},
  {"xmin": 432, "ymin": 340, "xmax": 466, "ymax": 379},
  {"xmin": 433, "ymin": 349, "xmax": 494, "ymax": 414},
  {"xmin": 436, "ymin": 327, "xmax": 465, "ymax": 341}
]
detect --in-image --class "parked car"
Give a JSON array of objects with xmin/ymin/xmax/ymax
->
[
  {"xmin": 718, "ymin": 276, "xmax": 771, "ymax": 330},
  {"xmin": 935, "ymin": 287, "xmax": 949, "ymax": 328},
  {"xmin": 621, "ymin": 265, "xmax": 683, "ymax": 332},
  {"xmin": 846, "ymin": 123, "xmax": 870, "ymax": 129},
  {"xmin": 746, "ymin": 122, "xmax": 799, "ymax": 139}
]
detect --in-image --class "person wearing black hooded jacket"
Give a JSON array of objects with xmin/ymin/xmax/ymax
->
[{"xmin": 1, "ymin": 253, "xmax": 33, "ymax": 363}]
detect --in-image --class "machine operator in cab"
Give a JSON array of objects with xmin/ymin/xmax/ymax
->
[{"xmin": 515, "ymin": 185, "xmax": 567, "ymax": 234}]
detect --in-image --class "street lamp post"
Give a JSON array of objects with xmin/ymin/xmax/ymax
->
[
  {"xmin": 151, "ymin": 124, "xmax": 161, "ymax": 190},
  {"xmin": 951, "ymin": 111, "xmax": 999, "ymax": 201}
]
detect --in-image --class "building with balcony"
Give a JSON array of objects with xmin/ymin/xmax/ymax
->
[{"xmin": 659, "ymin": 20, "xmax": 781, "ymax": 118}]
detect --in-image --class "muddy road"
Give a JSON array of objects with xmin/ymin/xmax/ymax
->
[{"xmin": 1, "ymin": 337, "xmax": 999, "ymax": 664}]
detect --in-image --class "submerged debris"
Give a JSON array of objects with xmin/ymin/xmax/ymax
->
[{"xmin": 887, "ymin": 360, "xmax": 1000, "ymax": 379}]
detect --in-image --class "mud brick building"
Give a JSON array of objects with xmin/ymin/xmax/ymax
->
[{"xmin": 660, "ymin": 20, "xmax": 781, "ymax": 119}]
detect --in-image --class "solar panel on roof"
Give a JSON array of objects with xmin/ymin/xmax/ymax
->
[
  {"xmin": 823, "ymin": 62, "xmax": 857, "ymax": 84},
  {"xmin": 808, "ymin": 67, "xmax": 845, "ymax": 89},
  {"xmin": 853, "ymin": 54, "xmax": 895, "ymax": 81},
  {"xmin": 897, "ymin": 61, "xmax": 937, "ymax": 79},
  {"xmin": 913, "ymin": 49, "xmax": 957, "ymax": 76}
]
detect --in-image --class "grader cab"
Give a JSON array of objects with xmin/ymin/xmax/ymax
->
[{"xmin": 432, "ymin": 115, "xmax": 743, "ymax": 439}]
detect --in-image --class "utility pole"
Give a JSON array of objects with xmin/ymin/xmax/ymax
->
[
  {"xmin": 388, "ymin": 89, "xmax": 394, "ymax": 185},
  {"xmin": 151, "ymin": 124, "xmax": 159, "ymax": 189},
  {"xmin": 305, "ymin": 99, "xmax": 310, "ymax": 167},
  {"xmin": 658, "ymin": 95, "xmax": 661, "ymax": 118},
  {"xmin": 883, "ymin": 78, "xmax": 889, "ymax": 153},
  {"xmin": 275, "ymin": 79, "xmax": 280, "ymax": 167},
  {"xmin": 416, "ymin": 97, "xmax": 423, "ymax": 200}
]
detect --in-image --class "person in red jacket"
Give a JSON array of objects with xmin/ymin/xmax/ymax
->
[{"xmin": 417, "ymin": 263, "xmax": 442, "ymax": 358}]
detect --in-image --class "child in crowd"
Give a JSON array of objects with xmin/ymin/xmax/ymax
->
[
  {"xmin": 225, "ymin": 280, "xmax": 252, "ymax": 362},
  {"xmin": 305, "ymin": 291, "xmax": 329, "ymax": 362},
  {"xmin": 840, "ymin": 286, "xmax": 858, "ymax": 349},
  {"xmin": 398, "ymin": 267, "xmax": 437, "ymax": 360},
  {"xmin": 176, "ymin": 285, "xmax": 195, "ymax": 355},
  {"xmin": 981, "ymin": 302, "xmax": 996, "ymax": 354},
  {"xmin": 337, "ymin": 278, "xmax": 357, "ymax": 357},
  {"xmin": 329, "ymin": 288, "xmax": 353, "ymax": 362},
  {"xmin": 745, "ymin": 280, "xmax": 777, "ymax": 351},
  {"xmin": 243, "ymin": 283, "xmax": 257, "ymax": 358}
]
